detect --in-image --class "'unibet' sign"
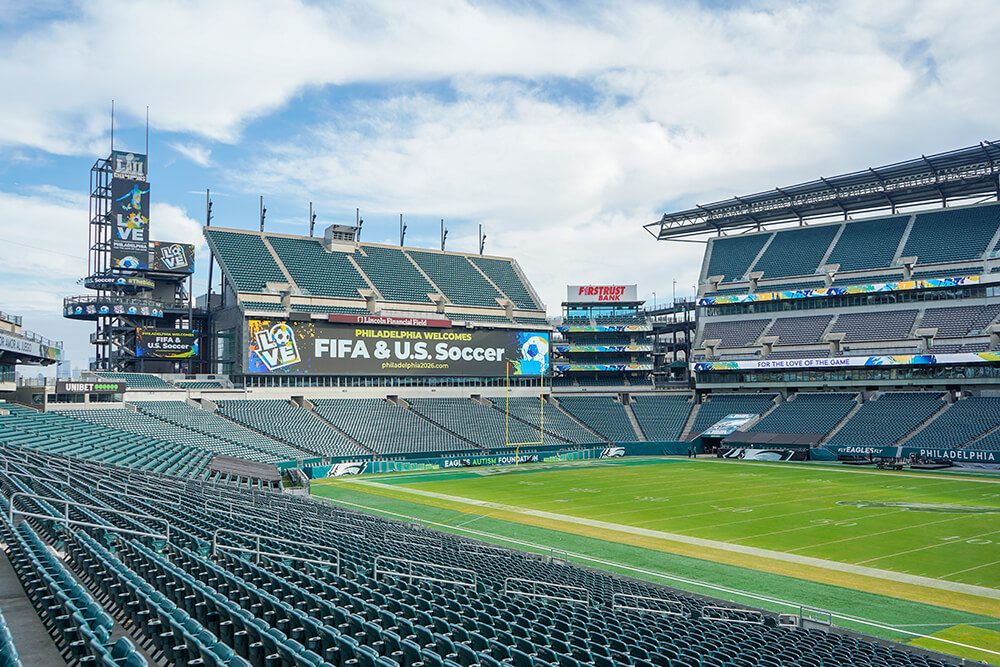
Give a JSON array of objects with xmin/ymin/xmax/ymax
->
[{"xmin": 55, "ymin": 381, "xmax": 126, "ymax": 395}]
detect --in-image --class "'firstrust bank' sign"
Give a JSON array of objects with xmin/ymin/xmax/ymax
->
[{"xmin": 567, "ymin": 284, "xmax": 637, "ymax": 303}]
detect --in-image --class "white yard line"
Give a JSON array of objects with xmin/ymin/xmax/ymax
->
[
  {"xmin": 731, "ymin": 508, "xmax": 906, "ymax": 542},
  {"xmin": 787, "ymin": 514, "xmax": 969, "ymax": 553},
  {"xmin": 344, "ymin": 478, "xmax": 1000, "ymax": 601},
  {"xmin": 942, "ymin": 560, "xmax": 1000, "ymax": 579},
  {"xmin": 855, "ymin": 531, "xmax": 1000, "ymax": 566}
]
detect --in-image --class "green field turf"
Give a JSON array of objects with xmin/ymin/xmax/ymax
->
[
  {"xmin": 366, "ymin": 458, "xmax": 1000, "ymax": 589},
  {"xmin": 311, "ymin": 459, "xmax": 1000, "ymax": 664}
]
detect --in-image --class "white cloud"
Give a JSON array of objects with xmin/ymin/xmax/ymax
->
[
  {"xmin": 168, "ymin": 142, "xmax": 213, "ymax": 167},
  {"xmin": 3, "ymin": 0, "xmax": 1000, "ymax": 333},
  {"xmin": 3, "ymin": 0, "xmax": 997, "ymax": 156}
]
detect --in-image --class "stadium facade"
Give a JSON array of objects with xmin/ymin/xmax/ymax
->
[{"xmin": 203, "ymin": 224, "xmax": 552, "ymax": 390}]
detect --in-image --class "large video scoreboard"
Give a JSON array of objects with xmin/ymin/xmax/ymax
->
[{"xmin": 245, "ymin": 316, "xmax": 550, "ymax": 377}]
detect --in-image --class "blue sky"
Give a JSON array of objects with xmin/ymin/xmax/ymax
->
[{"xmin": 1, "ymin": 0, "xmax": 998, "ymax": 372}]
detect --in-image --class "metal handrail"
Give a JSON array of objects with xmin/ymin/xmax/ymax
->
[
  {"xmin": 504, "ymin": 578, "xmax": 589, "ymax": 605},
  {"xmin": 374, "ymin": 556, "xmax": 476, "ymax": 589},
  {"xmin": 458, "ymin": 543, "xmax": 520, "ymax": 559},
  {"xmin": 385, "ymin": 530, "xmax": 442, "ymax": 550},
  {"xmin": 611, "ymin": 593, "xmax": 684, "ymax": 616},
  {"xmin": 212, "ymin": 528, "xmax": 340, "ymax": 574},
  {"xmin": 701, "ymin": 606, "xmax": 765, "ymax": 625},
  {"xmin": 299, "ymin": 516, "xmax": 365, "ymax": 538},
  {"xmin": 94, "ymin": 480, "xmax": 181, "ymax": 507},
  {"xmin": 8, "ymin": 492, "xmax": 170, "ymax": 543}
]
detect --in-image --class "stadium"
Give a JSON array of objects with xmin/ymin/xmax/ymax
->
[{"xmin": 0, "ymin": 138, "xmax": 998, "ymax": 667}]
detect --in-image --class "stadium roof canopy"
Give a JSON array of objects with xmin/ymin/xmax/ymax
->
[{"xmin": 646, "ymin": 140, "xmax": 1000, "ymax": 240}]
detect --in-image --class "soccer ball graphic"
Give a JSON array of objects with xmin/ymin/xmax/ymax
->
[
  {"xmin": 119, "ymin": 255, "xmax": 141, "ymax": 269},
  {"xmin": 521, "ymin": 336, "xmax": 548, "ymax": 363}
]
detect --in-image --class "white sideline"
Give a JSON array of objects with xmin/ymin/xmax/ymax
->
[{"xmin": 316, "ymin": 493, "xmax": 1000, "ymax": 660}]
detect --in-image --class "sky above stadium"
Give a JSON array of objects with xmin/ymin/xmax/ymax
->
[{"xmin": 1, "ymin": 0, "xmax": 999, "ymax": 372}]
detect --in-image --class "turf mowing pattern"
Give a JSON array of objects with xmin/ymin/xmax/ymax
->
[
  {"xmin": 375, "ymin": 458, "xmax": 1000, "ymax": 589},
  {"xmin": 312, "ymin": 458, "xmax": 1000, "ymax": 663}
]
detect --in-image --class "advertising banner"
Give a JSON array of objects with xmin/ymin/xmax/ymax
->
[
  {"xmin": 552, "ymin": 363, "xmax": 652, "ymax": 372},
  {"xmin": 111, "ymin": 239, "xmax": 150, "ymax": 270},
  {"xmin": 55, "ymin": 380, "xmax": 126, "ymax": 395},
  {"xmin": 136, "ymin": 329, "xmax": 199, "ymax": 359},
  {"xmin": 111, "ymin": 178, "xmax": 150, "ymax": 244},
  {"xmin": 0, "ymin": 332, "xmax": 61, "ymax": 361},
  {"xmin": 701, "ymin": 414, "xmax": 757, "ymax": 437},
  {"xmin": 721, "ymin": 448, "xmax": 808, "ymax": 462},
  {"xmin": 84, "ymin": 275, "xmax": 155, "ymax": 290},
  {"xmin": 698, "ymin": 275, "xmax": 979, "ymax": 306},
  {"xmin": 150, "ymin": 242, "xmax": 195, "ymax": 273},
  {"xmin": 328, "ymin": 314, "xmax": 452, "ymax": 328},
  {"xmin": 553, "ymin": 345, "xmax": 651, "ymax": 353},
  {"xmin": 693, "ymin": 351, "xmax": 1000, "ymax": 373},
  {"xmin": 63, "ymin": 300, "xmax": 164, "ymax": 319},
  {"xmin": 557, "ymin": 324, "xmax": 652, "ymax": 333},
  {"xmin": 246, "ymin": 319, "xmax": 549, "ymax": 376},
  {"xmin": 110, "ymin": 151, "xmax": 147, "ymax": 180},
  {"xmin": 567, "ymin": 285, "xmax": 638, "ymax": 303}
]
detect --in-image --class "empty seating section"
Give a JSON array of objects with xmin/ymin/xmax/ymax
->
[
  {"xmin": 60, "ymin": 407, "xmax": 285, "ymax": 464},
  {"xmin": 0, "ymin": 403, "xmax": 212, "ymax": 478},
  {"xmin": 931, "ymin": 341, "xmax": 990, "ymax": 354},
  {"xmin": 407, "ymin": 250, "xmax": 504, "ymax": 308},
  {"xmin": 751, "ymin": 225, "xmax": 839, "ymax": 279},
  {"xmin": 747, "ymin": 393, "xmax": 857, "ymax": 434},
  {"xmin": 0, "ymin": 445, "xmax": 955, "ymax": 667},
  {"xmin": 826, "ymin": 216, "xmax": 907, "ymax": 272},
  {"xmin": 95, "ymin": 372, "xmax": 175, "ymax": 389},
  {"xmin": 709, "ymin": 285, "xmax": 751, "ymax": 296},
  {"xmin": 132, "ymin": 401, "xmax": 311, "ymax": 461},
  {"xmin": 903, "ymin": 204, "xmax": 1000, "ymax": 264},
  {"xmin": 834, "ymin": 272, "xmax": 904, "ymax": 286},
  {"xmin": 2, "ymin": 511, "xmax": 144, "ymax": 667},
  {"xmin": 828, "ymin": 310, "xmax": 917, "ymax": 342},
  {"xmin": 631, "ymin": 395, "xmax": 693, "ymax": 441},
  {"xmin": 353, "ymin": 245, "xmax": 438, "ymax": 303},
  {"xmin": 965, "ymin": 428, "xmax": 1000, "ymax": 451},
  {"xmin": 912, "ymin": 268, "xmax": 981, "ymax": 280},
  {"xmin": 453, "ymin": 313, "xmax": 511, "ymax": 324},
  {"xmin": 491, "ymin": 397, "xmax": 598, "ymax": 444},
  {"xmin": 240, "ymin": 301, "xmax": 284, "ymax": 312},
  {"xmin": 0, "ymin": 607, "xmax": 20, "ymax": 667},
  {"xmin": 312, "ymin": 399, "xmax": 473, "ymax": 455},
  {"xmin": 470, "ymin": 257, "xmax": 539, "ymax": 310},
  {"xmin": 215, "ymin": 400, "xmax": 366, "ymax": 458},
  {"xmin": 556, "ymin": 396, "xmax": 637, "ymax": 441},
  {"xmin": 767, "ymin": 348, "xmax": 830, "ymax": 359},
  {"xmin": 689, "ymin": 394, "xmax": 777, "ymax": 436},
  {"xmin": 827, "ymin": 393, "xmax": 945, "ymax": 448},
  {"xmin": 267, "ymin": 236, "xmax": 369, "ymax": 298},
  {"xmin": 406, "ymin": 398, "xmax": 556, "ymax": 448},
  {"xmin": 175, "ymin": 380, "xmax": 225, "ymax": 389},
  {"xmin": 920, "ymin": 304, "xmax": 1000, "ymax": 337},
  {"xmin": 767, "ymin": 315, "xmax": 832, "ymax": 345},
  {"xmin": 704, "ymin": 233, "xmax": 770, "ymax": 283},
  {"xmin": 291, "ymin": 304, "xmax": 369, "ymax": 315},
  {"xmin": 753, "ymin": 280, "xmax": 825, "ymax": 294},
  {"xmin": 515, "ymin": 316, "xmax": 549, "ymax": 326},
  {"xmin": 700, "ymin": 319, "xmax": 769, "ymax": 347},
  {"xmin": 905, "ymin": 396, "xmax": 1000, "ymax": 449},
  {"xmin": 205, "ymin": 229, "xmax": 286, "ymax": 292}
]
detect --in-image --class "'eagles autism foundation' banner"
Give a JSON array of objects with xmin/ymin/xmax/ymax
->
[{"xmin": 245, "ymin": 319, "xmax": 549, "ymax": 376}]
